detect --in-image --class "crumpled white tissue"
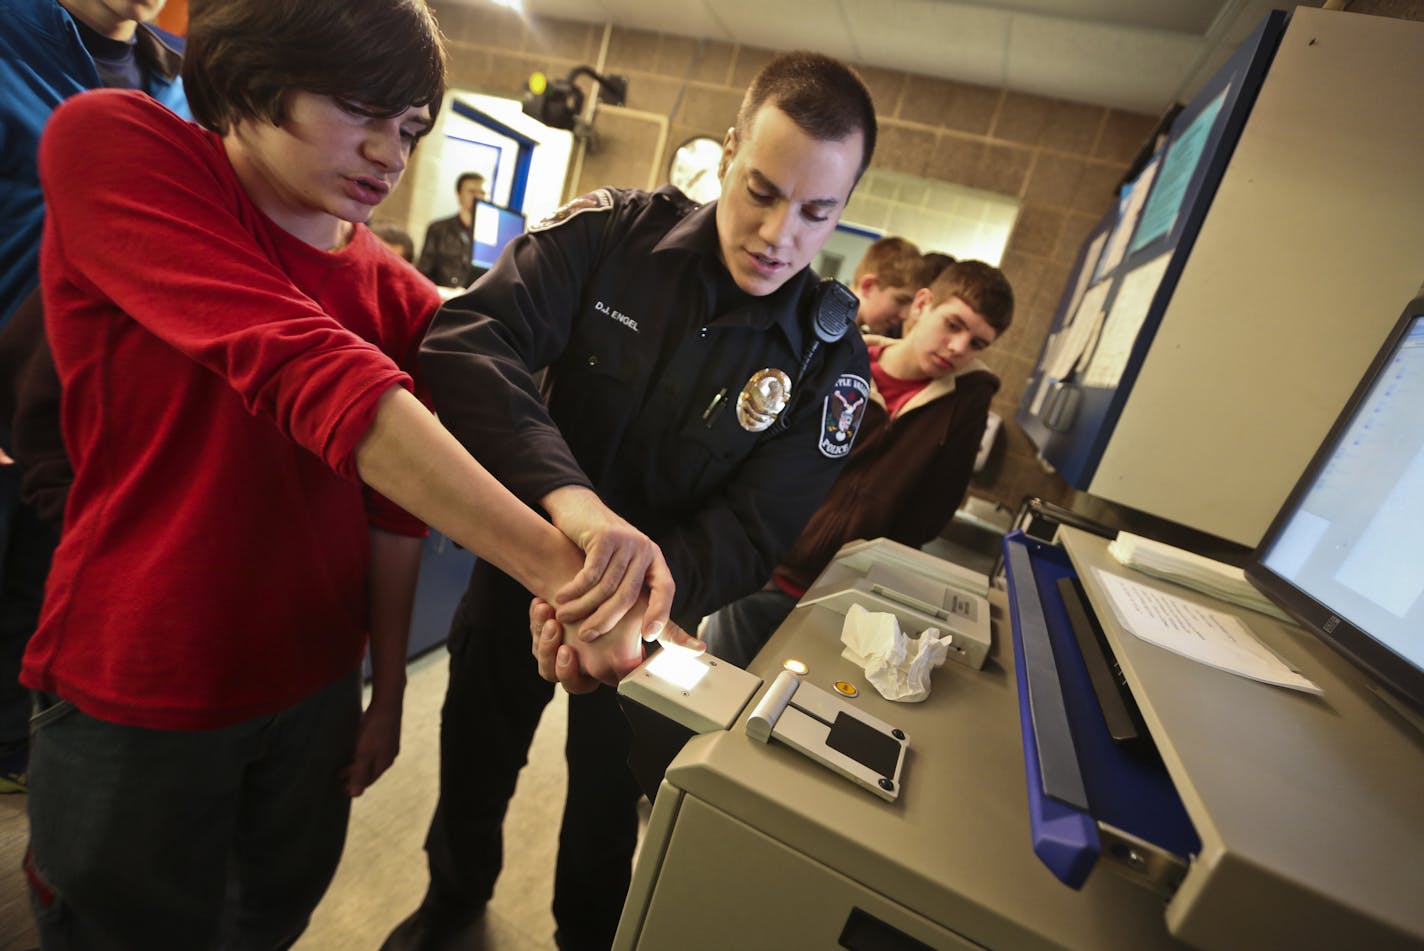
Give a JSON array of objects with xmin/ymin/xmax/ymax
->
[{"xmin": 839, "ymin": 603, "xmax": 952, "ymax": 702}]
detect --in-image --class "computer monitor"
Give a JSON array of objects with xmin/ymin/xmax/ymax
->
[
  {"xmin": 471, "ymin": 199, "xmax": 525, "ymax": 270},
  {"xmin": 1246, "ymin": 295, "xmax": 1424, "ymax": 716}
]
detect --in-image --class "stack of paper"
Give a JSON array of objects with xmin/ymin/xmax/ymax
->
[
  {"xmin": 1107, "ymin": 532, "xmax": 1295, "ymax": 624},
  {"xmin": 1092, "ymin": 569, "xmax": 1318, "ymax": 695}
]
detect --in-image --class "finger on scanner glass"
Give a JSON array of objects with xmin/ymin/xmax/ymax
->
[{"xmin": 657, "ymin": 622, "xmax": 705, "ymax": 654}]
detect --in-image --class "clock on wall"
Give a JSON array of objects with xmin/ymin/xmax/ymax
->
[{"xmin": 668, "ymin": 135, "xmax": 724, "ymax": 204}]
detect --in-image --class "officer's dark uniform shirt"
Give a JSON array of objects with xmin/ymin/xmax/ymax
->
[{"xmin": 421, "ymin": 185, "xmax": 871, "ymax": 623}]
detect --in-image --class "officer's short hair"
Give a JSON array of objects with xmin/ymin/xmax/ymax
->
[
  {"xmin": 929, "ymin": 261, "xmax": 1015, "ymax": 336},
  {"xmin": 183, "ymin": 0, "xmax": 446, "ymax": 136},
  {"xmin": 736, "ymin": 52, "xmax": 877, "ymax": 178},
  {"xmin": 455, "ymin": 172, "xmax": 485, "ymax": 193}
]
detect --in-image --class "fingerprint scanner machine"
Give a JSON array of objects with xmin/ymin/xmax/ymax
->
[{"xmin": 618, "ymin": 640, "xmax": 910, "ymax": 802}]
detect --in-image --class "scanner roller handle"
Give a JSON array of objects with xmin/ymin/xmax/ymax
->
[
  {"xmin": 868, "ymin": 583, "xmax": 951, "ymax": 622},
  {"xmin": 746, "ymin": 669, "xmax": 800, "ymax": 742}
]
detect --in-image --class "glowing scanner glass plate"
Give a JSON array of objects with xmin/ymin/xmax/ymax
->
[{"xmin": 645, "ymin": 648, "xmax": 711, "ymax": 691}]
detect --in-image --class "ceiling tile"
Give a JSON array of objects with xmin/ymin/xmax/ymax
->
[
  {"xmin": 844, "ymin": 0, "xmax": 1011, "ymax": 89},
  {"xmin": 519, "ymin": 0, "xmax": 616, "ymax": 22},
  {"xmin": 600, "ymin": 0, "xmax": 733, "ymax": 38},
  {"xmin": 702, "ymin": 0, "xmax": 861, "ymax": 62},
  {"xmin": 951, "ymin": 0, "xmax": 1229, "ymax": 35},
  {"xmin": 1006, "ymin": 15, "xmax": 1203, "ymax": 113}
]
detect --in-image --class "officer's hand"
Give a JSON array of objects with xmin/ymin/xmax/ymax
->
[
  {"xmin": 530, "ymin": 598, "xmax": 706, "ymax": 693},
  {"xmin": 572, "ymin": 615, "xmax": 705, "ymax": 684},
  {"xmin": 530, "ymin": 595, "xmax": 644, "ymax": 689},
  {"xmin": 540, "ymin": 486, "xmax": 674, "ymax": 642},
  {"xmin": 530, "ymin": 597, "xmax": 599, "ymax": 694}
]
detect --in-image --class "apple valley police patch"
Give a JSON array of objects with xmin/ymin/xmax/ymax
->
[
  {"xmin": 529, "ymin": 189, "xmax": 614, "ymax": 232},
  {"xmin": 819, "ymin": 373, "xmax": 869, "ymax": 458}
]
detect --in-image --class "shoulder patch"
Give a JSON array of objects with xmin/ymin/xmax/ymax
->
[
  {"xmin": 529, "ymin": 189, "xmax": 615, "ymax": 233},
  {"xmin": 819, "ymin": 373, "xmax": 870, "ymax": 458}
]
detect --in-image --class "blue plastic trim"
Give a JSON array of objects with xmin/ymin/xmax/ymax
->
[
  {"xmin": 1003, "ymin": 530, "xmax": 1202, "ymax": 890},
  {"xmin": 1004, "ymin": 531, "xmax": 1099, "ymax": 888}
]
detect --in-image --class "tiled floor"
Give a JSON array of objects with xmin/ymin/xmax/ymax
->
[
  {"xmin": 0, "ymin": 792, "xmax": 33, "ymax": 951},
  {"xmin": 0, "ymin": 648, "xmax": 579, "ymax": 951}
]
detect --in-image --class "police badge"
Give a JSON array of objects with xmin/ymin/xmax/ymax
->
[
  {"xmin": 819, "ymin": 373, "xmax": 869, "ymax": 458},
  {"xmin": 736, "ymin": 368, "xmax": 792, "ymax": 432}
]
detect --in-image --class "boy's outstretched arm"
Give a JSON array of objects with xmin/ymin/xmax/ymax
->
[{"xmin": 354, "ymin": 385, "xmax": 671, "ymax": 684}]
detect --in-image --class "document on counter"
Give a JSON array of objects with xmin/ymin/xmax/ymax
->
[{"xmin": 1092, "ymin": 569, "xmax": 1321, "ymax": 695}]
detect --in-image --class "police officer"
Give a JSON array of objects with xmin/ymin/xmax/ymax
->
[{"xmin": 385, "ymin": 51, "xmax": 878, "ymax": 951}]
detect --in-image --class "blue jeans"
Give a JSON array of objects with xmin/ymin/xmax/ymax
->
[
  {"xmin": 26, "ymin": 668, "xmax": 361, "ymax": 950},
  {"xmin": 701, "ymin": 588, "xmax": 797, "ymax": 669}
]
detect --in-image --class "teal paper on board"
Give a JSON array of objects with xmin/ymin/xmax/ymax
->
[{"xmin": 1129, "ymin": 87, "xmax": 1230, "ymax": 254}]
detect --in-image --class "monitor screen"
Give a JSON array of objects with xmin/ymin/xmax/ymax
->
[
  {"xmin": 471, "ymin": 199, "xmax": 525, "ymax": 270},
  {"xmin": 1247, "ymin": 298, "xmax": 1424, "ymax": 714}
]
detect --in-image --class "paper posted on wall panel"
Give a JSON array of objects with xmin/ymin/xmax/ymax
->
[
  {"xmin": 1082, "ymin": 251, "xmax": 1171, "ymax": 389},
  {"xmin": 1092, "ymin": 568, "xmax": 1321, "ymax": 695},
  {"xmin": 1043, "ymin": 279, "xmax": 1113, "ymax": 384}
]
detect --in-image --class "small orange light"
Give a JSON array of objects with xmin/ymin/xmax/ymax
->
[
  {"xmin": 833, "ymin": 681, "xmax": 858, "ymax": 698},
  {"xmin": 783, "ymin": 659, "xmax": 808, "ymax": 675}
]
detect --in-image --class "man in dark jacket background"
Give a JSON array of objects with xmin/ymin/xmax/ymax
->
[{"xmin": 417, "ymin": 171, "xmax": 486, "ymax": 289}]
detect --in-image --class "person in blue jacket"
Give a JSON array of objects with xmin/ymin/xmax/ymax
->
[{"xmin": 0, "ymin": 0, "xmax": 190, "ymax": 793}]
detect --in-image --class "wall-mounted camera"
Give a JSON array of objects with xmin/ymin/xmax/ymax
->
[{"xmin": 521, "ymin": 65, "xmax": 628, "ymax": 139}]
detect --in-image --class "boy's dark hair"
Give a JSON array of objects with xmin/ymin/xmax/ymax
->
[
  {"xmin": 736, "ymin": 52, "xmax": 877, "ymax": 178},
  {"xmin": 183, "ymin": 0, "xmax": 446, "ymax": 135},
  {"xmin": 852, "ymin": 236, "xmax": 921, "ymax": 289},
  {"xmin": 920, "ymin": 251, "xmax": 957, "ymax": 287},
  {"xmin": 929, "ymin": 260, "xmax": 1014, "ymax": 336},
  {"xmin": 371, "ymin": 220, "xmax": 415, "ymax": 262},
  {"xmin": 455, "ymin": 172, "xmax": 485, "ymax": 192}
]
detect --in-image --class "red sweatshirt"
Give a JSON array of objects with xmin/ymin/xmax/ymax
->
[{"xmin": 22, "ymin": 90, "xmax": 441, "ymax": 729}]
